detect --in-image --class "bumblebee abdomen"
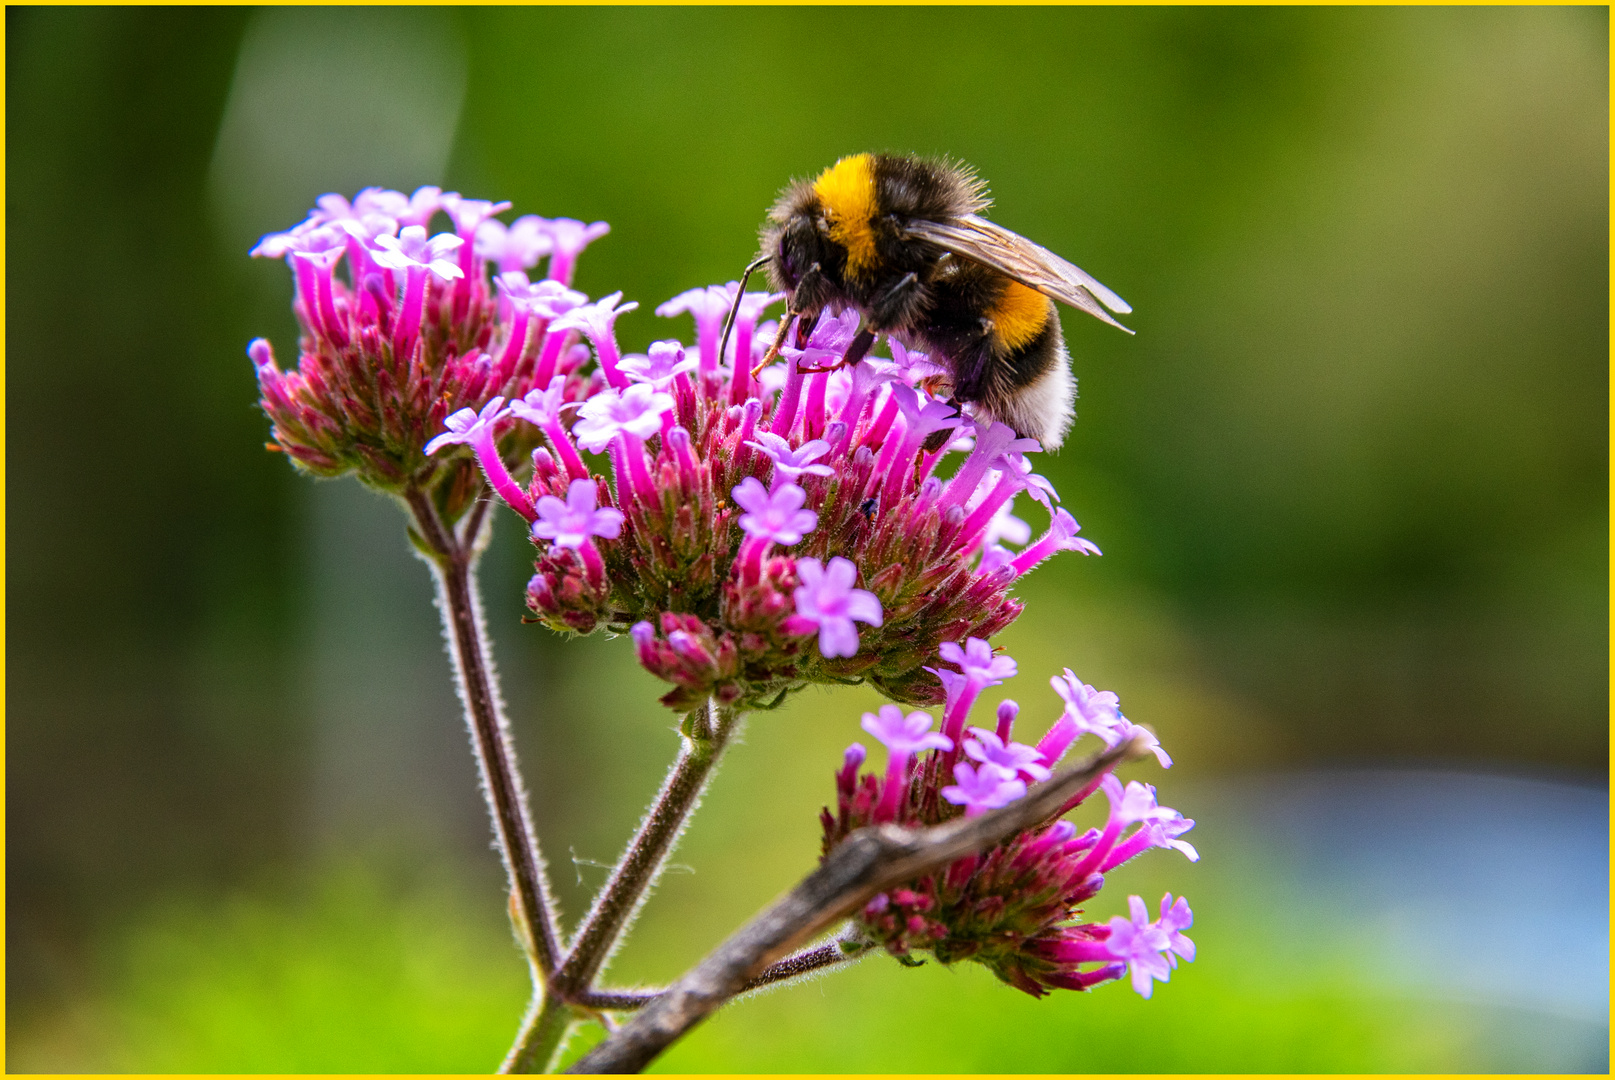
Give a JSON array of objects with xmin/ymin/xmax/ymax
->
[{"xmin": 985, "ymin": 280, "xmax": 1054, "ymax": 351}]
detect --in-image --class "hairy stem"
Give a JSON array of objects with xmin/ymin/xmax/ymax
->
[
  {"xmin": 553, "ymin": 700, "xmax": 741, "ymax": 998},
  {"xmin": 405, "ymin": 487, "xmax": 562, "ymax": 979},
  {"xmin": 570, "ymin": 737, "xmax": 1145, "ymax": 1073},
  {"xmin": 503, "ymin": 992, "xmax": 577, "ymax": 1074},
  {"xmin": 571, "ymin": 938, "xmax": 872, "ymax": 1014}
]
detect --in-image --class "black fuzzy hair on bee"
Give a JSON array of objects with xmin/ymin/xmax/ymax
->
[{"xmin": 738, "ymin": 152, "xmax": 1131, "ymax": 450}]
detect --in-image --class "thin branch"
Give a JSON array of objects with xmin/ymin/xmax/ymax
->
[
  {"xmin": 552, "ymin": 701, "xmax": 740, "ymax": 998},
  {"xmin": 571, "ymin": 938, "xmax": 871, "ymax": 1014},
  {"xmin": 568, "ymin": 736, "xmax": 1145, "ymax": 1074},
  {"xmin": 737, "ymin": 937, "xmax": 869, "ymax": 993},
  {"xmin": 404, "ymin": 487, "xmax": 563, "ymax": 977},
  {"xmin": 575, "ymin": 989, "xmax": 660, "ymax": 1011}
]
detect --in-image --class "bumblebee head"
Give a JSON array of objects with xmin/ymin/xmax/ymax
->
[{"xmin": 761, "ymin": 176, "xmax": 835, "ymax": 295}]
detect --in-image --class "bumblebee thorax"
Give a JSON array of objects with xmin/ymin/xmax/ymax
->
[{"xmin": 812, "ymin": 154, "xmax": 880, "ymax": 280}]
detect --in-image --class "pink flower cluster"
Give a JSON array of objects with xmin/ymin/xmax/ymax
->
[
  {"xmin": 426, "ymin": 266, "xmax": 1103, "ymax": 709},
  {"xmin": 246, "ymin": 186, "xmax": 606, "ymax": 522},
  {"xmin": 821, "ymin": 639, "xmax": 1197, "ymax": 998}
]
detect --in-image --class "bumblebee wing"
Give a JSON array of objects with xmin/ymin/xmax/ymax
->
[{"xmin": 906, "ymin": 215, "xmax": 1133, "ymax": 333}]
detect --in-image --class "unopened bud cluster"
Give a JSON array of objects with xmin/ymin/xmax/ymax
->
[{"xmin": 821, "ymin": 640, "xmax": 1196, "ymax": 998}]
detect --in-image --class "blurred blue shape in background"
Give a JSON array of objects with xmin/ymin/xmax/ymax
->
[{"xmin": 1209, "ymin": 769, "xmax": 1608, "ymax": 1064}]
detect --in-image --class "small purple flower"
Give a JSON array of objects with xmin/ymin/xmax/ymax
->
[
  {"xmin": 1157, "ymin": 893, "xmax": 1196, "ymax": 965},
  {"xmin": 424, "ymin": 396, "xmax": 511, "ymax": 456},
  {"xmin": 861, "ymin": 704, "xmax": 953, "ymax": 757},
  {"xmin": 943, "ymin": 421, "xmax": 1041, "ymax": 510},
  {"xmin": 438, "ymin": 193, "xmax": 513, "ymax": 238},
  {"xmin": 249, "ymin": 219, "xmax": 324, "ymax": 259},
  {"xmin": 929, "ymin": 638, "xmax": 1018, "ymax": 746},
  {"xmin": 334, "ymin": 186, "xmax": 408, "ymax": 219},
  {"xmin": 1052, "ymin": 670, "xmax": 1124, "ymax": 735},
  {"xmin": 394, "ymin": 185, "xmax": 444, "ymax": 228},
  {"xmin": 476, "ymin": 214, "xmax": 553, "ymax": 273},
  {"xmin": 1064, "ymin": 774, "xmax": 1197, "ymax": 882},
  {"xmin": 1045, "ymin": 670, "xmax": 1173, "ymax": 768},
  {"xmin": 424, "ymin": 396, "xmax": 536, "ymax": 520},
  {"xmin": 253, "ymin": 192, "xmax": 380, "ymax": 259},
  {"xmin": 729, "ymin": 287, "xmax": 784, "ymax": 326},
  {"xmin": 888, "ymin": 383, "xmax": 966, "ymax": 465},
  {"xmin": 549, "ymin": 291, "xmax": 639, "ymax": 388},
  {"xmin": 941, "ymin": 761, "xmax": 1027, "ymax": 817},
  {"xmin": 495, "ymin": 273, "xmax": 585, "ymax": 316},
  {"xmin": 282, "ymin": 226, "xmax": 347, "ymax": 259},
  {"xmin": 1101, "ymin": 774, "xmax": 1172, "ymax": 827},
  {"xmin": 889, "ymin": 338, "xmax": 946, "ymax": 385},
  {"xmin": 1136, "ymin": 812, "xmax": 1200, "ymax": 863},
  {"xmin": 1105, "ymin": 894, "xmax": 1192, "ymax": 998},
  {"xmin": 1121, "ymin": 722, "xmax": 1174, "ymax": 769},
  {"xmin": 331, "ymin": 212, "xmax": 401, "ymax": 248},
  {"xmin": 549, "ymin": 290, "xmax": 639, "ymax": 341},
  {"xmin": 618, "ymin": 340, "xmax": 698, "ymax": 387},
  {"xmin": 732, "ymin": 477, "xmax": 817, "ymax": 546},
  {"xmin": 1004, "ymin": 452, "xmax": 1061, "ymax": 511},
  {"xmin": 963, "ymin": 728, "xmax": 1052, "ymax": 783},
  {"xmin": 791, "ymin": 556, "xmax": 883, "ymax": 659},
  {"xmin": 1088, "ymin": 777, "xmax": 1197, "ymax": 868},
  {"xmin": 745, "ymin": 432, "xmax": 835, "ymax": 483},
  {"xmin": 572, "ymin": 383, "xmax": 674, "ymax": 453},
  {"xmin": 863, "ymin": 703, "xmax": 953, "ymax": 821},
  {"xmin": 531, "ymin": 478, "xmax": 625, "ymax": 550},
  {"xmin": 939, "ymin": 637, "xmax": 1018, "ymax": 688},
  {"xmin": 508, "ymin": 375, "xmax": 574, "ymax": 429},
  {"xmin": 1009, "ymin": 508, "xmax": 1101, "ymax": 578},
  {"xmin": 656, "ymin": 284, "xmax": 732, "ymax": 331},
  {"xmin": 371, "ymin": 226, "xmax": 465, "ymax": 281},
  {"xmin": 544, "ymin": 218, "xmax": 610, "ymax": 285}
]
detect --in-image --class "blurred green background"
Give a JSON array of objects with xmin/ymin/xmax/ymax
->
[{"xmin": 7, "ymin": 6, "xmax": 1607, "ymax": 1073}]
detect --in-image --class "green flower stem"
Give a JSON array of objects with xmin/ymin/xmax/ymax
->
[
  {"xmin": 503, "ymin": 992, "xmax": 578, "ymax": 1074},
  {"xmin": 553, "ymin": 699, "xmax": 740, "ymax": 999},
  {"xmin": 405, "ymin": 486, "xmax": 563, "ymax": 980}
]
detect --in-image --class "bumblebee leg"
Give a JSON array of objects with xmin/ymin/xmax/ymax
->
[
  {"xmin": 796, "ymin": 327, "xmax": 876, "ymax": 374},
  {"xmin": 751, "ymin": 314, "xmax": 796, "ymax": 378},
  {"xmin": 868, "ymin": 271, "xmax": 927, "ymax": 332},
  {"xmin": 717, "ymin": 254, "xmax": 772, "ymax": 371},
  {"xmin": 753, "ymin": 260, "xmax": 830, "ymax": 375}
]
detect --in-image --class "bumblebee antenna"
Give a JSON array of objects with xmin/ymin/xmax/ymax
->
[{"xmin": 717, "ymin": 255, "xmax": 772, "ymax": 374}]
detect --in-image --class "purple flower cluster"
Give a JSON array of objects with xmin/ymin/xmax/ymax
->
[
  {"xmin": 821, "ymin": 638, "xmax": 1197, "ymax": 998},
  {"xmin": 246, "ymin": 187, "xmax": 606, "ymax": 521},
  {"xmin": 247, "ymin": 185, "xmax": 1193, "ymax": 1024},
  {"xmin": 419, "ymin": 254, "xmax": 1103, "ymax": 709}
]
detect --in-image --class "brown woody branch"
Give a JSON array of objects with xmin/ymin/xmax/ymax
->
[{"xmin": 568, "ymin": 736, "xmax": 1143, "ymax": 1073}]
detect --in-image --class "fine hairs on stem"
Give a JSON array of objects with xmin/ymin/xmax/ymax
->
[{"xmin": 505, "ymin": 701, "xmax": 742, "ymax": 1072}]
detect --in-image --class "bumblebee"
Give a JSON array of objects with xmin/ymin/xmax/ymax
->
[{"xmin": 744, "ymin": 152, "xmax": 1131, "ymax": 449}]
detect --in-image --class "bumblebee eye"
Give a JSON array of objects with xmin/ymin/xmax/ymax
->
[{"xmin": 778, "ymin": 243, "xmax": 802, "ymax": 286}]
